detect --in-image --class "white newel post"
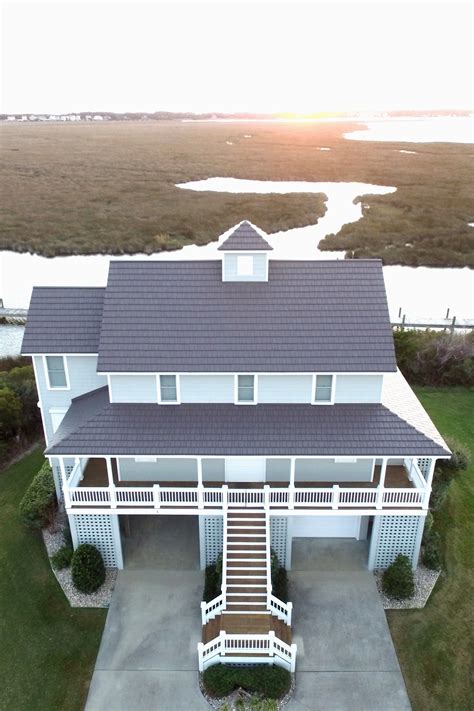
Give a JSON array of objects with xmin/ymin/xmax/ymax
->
[
  {"xmin": 268, "ymin": 630, "xmax": 275, "ymax": 657},
  {"xmin": 153, "ymin": 484, "xmax": 161, "ymax": 510},
  {"xmin": 197, "ymin": 458, "xmax": 204, "ymax": 509},
  {"xmin": 59, "ymin": 458, "xmax": 71, "ymax": 508},
  {"xmin": 106, "ymin": 457, "xmax": 116, "ymax": 508},
  {"xmin": 197, "ymin": 642, "xmax": 204, "ymax": 672},
  {"xmin": 200, "ymin": 601, "xmax": 207, "ymax": 626},
  {"xmin": 332, "ymin": 484, "xmax": 339, "ymax": 509},
  {"xmin": 376, "ymin": 457, "xmax": 388, "ymax": 509},
  {"xmin": 287, "ymin": 601, "xmax": 293, "ymax": 626},
  {"xmin": 289, "ymin": 458, "xmax": 295, "ymax": 510},
  {"xmin": 222, "ymin": 484, "xmax": 228, "ymax": 511},
  {"xmin": 264, "ymin": 484, "xmax": 270, "ymax": 511},
  {"xmin": 290, "ymin": 643, "xmax": 297, "ymax": 672}
]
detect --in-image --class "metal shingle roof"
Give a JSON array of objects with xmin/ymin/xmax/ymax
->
[
  {"xmin": 21, "ymin": 287, "xmax": 104, "ymax": 354},
  {"xmin": 96, "ymin": 259, "xmax": 397, "ymax": 372},
  {"xmin": 46, "ymin": 386, "xmax": 449, "ymax": 457},
  {"xmin": 217, "ymin": 221, "xmax": 273, "ymax": 251}
]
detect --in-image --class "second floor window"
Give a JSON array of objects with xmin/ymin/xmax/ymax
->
[
  {"xmin": 314, "ymin": 374, "xmax": 334, "ymax": 403},
  {"xmin": 237, "ymin": 374, "xmax": 255, "ymax": 403},
  {"xmin": 159, "ymin": 374, "xmax": 178, "ymax": 403},
  {"xmin": 45, "ymin": 355, "xmax": 68, "ymax": 389}
]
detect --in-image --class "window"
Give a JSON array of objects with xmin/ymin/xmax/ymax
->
[
  {"xmin": 159, "ymin": 374, "xmax": 178, "ymax": 403},
  {"xmin": 313, "ymin": 374, "xmax": 334, "ymax": 404},
  {"xmin": 44, "ymin": 355, "xmax": 68, "ymax": 389},
  {"xmin": 237, "ymin": 374, "xmax": 255, "ymax": 403},
  {"xmin": 237, "ymin": 255, "xmax": 254, "ymax": 276}
]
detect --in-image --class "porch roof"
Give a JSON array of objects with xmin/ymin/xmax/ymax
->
[{"xmin": 46, "ymin": 386, "xmax": 449, "ymax": 458}]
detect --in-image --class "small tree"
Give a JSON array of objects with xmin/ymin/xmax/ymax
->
[
  {"xmin": 382, "ymin": 554, "xmax": 415, "ymax": 600},
  {"xmin": 71, "ymin": 544, "xmax": 105, "ymax": 593},
  {"xmin": 19, "ymin": 461, "xmax": 56, "ymax": 529}
]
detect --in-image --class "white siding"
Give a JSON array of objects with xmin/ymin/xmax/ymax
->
[
  {"xmin": 335, "ymin": 375, "xmax": 383, "ymax": 403},
  {"xmin": 258, "ymin": 375, "xmax": 312, "ymax": 403},
  {"xmin": 110, "ymin": 374, "xmax": 157, "ymax": 403},
  {"xmin": 180, "ymin": 375, "xmax": 234, "ymax": 403},
  {"xmin": 34, "ymin": 355, "xmax": 107, "ymax": 444},
  {"xmin": 118, "ymin": 458, "xmax": 197, "ymax": 481},
  {"xmin": 222, "ymin": 253, "xmax": 268, "ymax": 281},
  {"xmin": 295, "ymin": 458, "xmax": 373, "ymax": 482}
]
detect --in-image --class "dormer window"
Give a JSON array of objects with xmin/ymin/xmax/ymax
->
[
  {"xmin": 235, "ymin": 374, "xmax": 256, "ymax": 404},
  {"xmin": 237, "ymin": 255, "xmax": 254, "ymax": 276},
  {"xmin": 312, "ymin": 374, "xmax": 335, "ymax": 404},
  {"xmin": 159, "ymin": 374, "xmax": 179, "ymax": 403}
]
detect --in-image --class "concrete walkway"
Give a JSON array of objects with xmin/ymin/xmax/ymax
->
[{"xmin": 288, "ymin": 539, "xmax": 411, "ymax": 710}]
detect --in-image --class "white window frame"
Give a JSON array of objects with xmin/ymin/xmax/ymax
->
[
  {"xmin": 157, "ymin": 374, "xmax": 181, "ymax": 404},
  {"xmin": 43, "ymin": 355, "xmax": 70, "ymax": 390},
  {"xmin": 234, "ymin": 373, "xmax": 258, "ymax": 405},
  {"xmin": 49, "ymin": 407, "xmax": 68, "ymax": 433},
  {"xmin": 236, "ymin": 255, "xmax": 254, "ymax": 276},
  {"xmin": 311, "ymin": 373, "xmax": 335, "ymax": 405}
]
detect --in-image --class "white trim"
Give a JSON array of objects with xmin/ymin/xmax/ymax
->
[
  {"xmin": 23, "ymin": 353, "xmax": 98, "ymax": 357},
  {"xmin": 43, "ymin": 354, "xmax": 70, "ymax": 391},
  {"xmin": 55, "ymin": 453, "xmax": 448, "ymax": 461},
  {"xmin": 98, "ymin": 370, "xmax": 395, "ymax": 376},
  {"xmin": 157, "ymin": 374, "xmax": 181, "ymax": 404},
  {"xmin": 334, "ymin": 457, "xmax": 358, "ymax": 463},
  {"xmin": 32, "ymin": 356, "xmax": 50, "ymax": 446},
  {"xmin": 49, "ymin": 407, "xmax": 68, "ymax": 434},
  {"xmin": 234, "ymin": 373, "xmax": 257, "ymax": 405},
  {"xmin": 66, "ymin": 507, "xmax": 429, "ymax": 518},
  {"xmin": 311, "ymin": 373, "xmax": 336, "ymax": 405},
  {"xmin": 107, "ymin": 374, "xmax": 114, "ymax": 403}
]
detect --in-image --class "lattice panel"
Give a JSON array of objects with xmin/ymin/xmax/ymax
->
[
  {"xmin": 417, "ymin": 458, "xmax": 431, "ymax": 478},
  {"xmin": 270, "ymin": 517, "xmax": 288, "ymax": 568},
  {"xmin": 71, "ymin": 514, "xmax": 120, "ymax": 567},
  {"xmin": 204, "ymin": 516, "xmax": 223, "ymax": 565},
  {"xmin": 373, "ymin": 515, "xmax": 423, "ymax": 569}
]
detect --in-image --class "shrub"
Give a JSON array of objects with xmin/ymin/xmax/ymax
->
[
  {"xmin": 422, "ymin": 511, "xmax": 434, "ymax": 543},
  {"xmin": 71, "ymin": 544, "xmax": 105, "ymax": 593},
  {"xmin": 51, "ymin": 545, "xmax": 73, "ymax": 570},
  {"xmin": 272, "ymin": 566, "xmax": 289, "ymax": 603},
  {"xmin": 19, "ymin": 461, "xmax": 56, "ymax": 529},
  {"xmin": 202, "ymin": 664, "xmax": 291, "ymax": 699},
  {"xmin": 382, "ymin": 554, "xmax": 415, "ymax": 600},
  {"xmin": 393, "ymin": 330, "xmax": 474, "ymax": 386},
  {"xmin": 439, "ymin": 436, "xmax": 470, "ymax": 473},
  {"xmin": 203, "ymin": 554, "xmax": 222, "ymax": 602},
  {"xmin": 422, "ymin": 532, "xmax": 443, "ymax": 570}
]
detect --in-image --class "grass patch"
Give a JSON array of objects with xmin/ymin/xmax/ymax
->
[
  {"xmin": 388, "ymin": 387, "xmax": 474, "ymax": 710},
  {"xmin": 1, "ymin": 121, "xmax": 472, "ymax": 265},
  {"xmin": 0, "ymin": 447, "xmax": 106, "ymax": 711}
]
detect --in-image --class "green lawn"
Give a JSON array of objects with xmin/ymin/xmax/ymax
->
[
  {"xmin": 0, "ymin": 447, "xmax": 106, "ymax": 711},
  {"xmin": 388, "ymin": 387, "xmax": 474, "ymax": 711}
]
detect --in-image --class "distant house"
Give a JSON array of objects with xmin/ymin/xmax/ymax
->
[
  {"xmin": 22, "ymin": 221, "xmax": 450, "ymax": 673},
  {"xmin": 92, "ymin": 115, "xmax": 103, "ymax": 121},
  {"xmin": 6, "ymin": 116, "xmax": 16, "ymax": 121}
]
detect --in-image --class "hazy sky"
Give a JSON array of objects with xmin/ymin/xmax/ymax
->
[{"xmin": 1, "ymin": 0, "xmax": 472, "ymax": 113}]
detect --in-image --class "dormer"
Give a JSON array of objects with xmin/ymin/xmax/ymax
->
[{"xmin": 218, "ymin": 221, "xmax": 273, "ymax": 282}]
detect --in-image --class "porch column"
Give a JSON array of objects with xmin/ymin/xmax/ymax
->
[
  {"xmin": 106, "ymin": 457, "xmax": 117, "ymax": 508},
  {"xmin": 376, "ymin": 457, "xmax": 388, "ymax": 509},
  {"xmin": 289, "ymin": 458, "xmax": 295, "ymax": 509},
  {"xmin": 59, "ymin": 457, "xmax": 71, "ymax": 508},
  {"xmin": 197, "ymin": 457, "xmax": 204, "ymax": 509},
  {"xmin": 423, "ymin": 457, "xmax": 437, "ymax": 508}
]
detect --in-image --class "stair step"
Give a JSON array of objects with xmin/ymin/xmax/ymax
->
[{"xmin": 227, "ymin": 533, "xmax": 267, "ymax": 538}]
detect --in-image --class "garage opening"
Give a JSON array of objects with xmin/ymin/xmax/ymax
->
[{"xmin": 120, "ymin": 515, "xmax": 200, "ymax": 570}]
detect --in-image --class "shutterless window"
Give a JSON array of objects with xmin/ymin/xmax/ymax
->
[
  {"xmin": 45, "ymin": 356, "xmax": 67, "ymax": 388},
  {"xmin": 160, "ymin": 375, "xmax": 177, "ymax": 402},
  {"xmin": 237, "ymin": 255, "xmax": 254, "ymax": 276},
  {"xmin": 237, "ymin": 374, "xmax": 255, "ymax": 402},
  {"xmin": 314, "ymin": 374, "xmax": 333, "ymax": 403}
]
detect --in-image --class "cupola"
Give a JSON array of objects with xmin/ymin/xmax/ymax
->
[{"xmin": 218, "ymin": 221, "xmax": 273, "ymax": 282}]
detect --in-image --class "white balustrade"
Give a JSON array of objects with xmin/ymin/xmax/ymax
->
[
  {"xmin": 201, "ymin": 594, "xmax": 224, "ymax": 624},
  {"xmin": 197, "ymin": 632, "xmax": 297, "ymax": 672}
]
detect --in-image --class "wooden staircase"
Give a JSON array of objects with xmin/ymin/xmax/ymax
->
[{"xmin": 202, "ymin": 507, "xmax": 292, "ymax": 645}]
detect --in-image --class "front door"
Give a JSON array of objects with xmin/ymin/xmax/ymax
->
[{"xmin": 225, "ymin": 458, "xmax": 266, "ymax": 483}]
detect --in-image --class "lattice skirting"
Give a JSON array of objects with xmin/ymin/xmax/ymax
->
[
  {"xmin": 270, "ymin": 517, "xmax": 288, "ymax": 568},
  {"xmin": 69, "ymin": 514, "xmax": 123, "ymax": 568},
  {"xmin": 417, "ymin": 457, "xmax": 431, "ymax": 477},
  {"xmin": 368, "ymin": 515, "xmax": 424, "ymax": 570},
  {"xmin": 202, "ymin": 516, "xmax": 223, "ymax": 567}
]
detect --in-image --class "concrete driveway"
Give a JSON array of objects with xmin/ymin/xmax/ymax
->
[
  {"xmin": 86, "ymin": 516, "xmax": 208, "ymax": 711},
  {"xmin": 288, "ymin": 540, "xmax": 411, "ymax": 710}
]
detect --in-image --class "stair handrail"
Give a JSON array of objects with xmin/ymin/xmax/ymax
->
[{"xmin": 221, "ymin": 485, "xmax": 228, "ymax": 610}]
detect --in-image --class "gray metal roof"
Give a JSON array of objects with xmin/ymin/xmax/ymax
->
[
  {"xmin": 21, "ymin": 287, "xmax": 104, "ymax": 354},
  {"xmin": 96, "ymin": 259, "xmax": 397, "ymax": 373},
  {"xmin": 218, "ymin": 221, "xmax": 273, "ymax": 251},
  {"xmin": 46, "ymin": 386, "xmax": 449, "ymax": 457}
]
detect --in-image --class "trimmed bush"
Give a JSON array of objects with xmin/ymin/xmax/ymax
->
[
  {"xmin": 422, "ymin": 532, "xmax": 443, "ymax": 571},
  {"xmin": 382, "ymin": 555, "xmax": 415, "ymax": 600},
  {"xmin": 202, "ymin": 664, "xmax": 291, "ymax": 699},
  {"xmin": 51, "ymin": 545, "xmax": 73, "ymax": 570},
  {"xmin": 19, "ymin": 461, "xmax": 56, "ymax": 529},
  {"xmin": 422, "ymin": 511, "xmax": 434, "ymax": 543},
  {"xmin": 71, "ymin": 544, "xmax": 105, "ymax": 593},
  {"xmin": 203, "ymin": 554, "xmax": 222, "ymax": 602}
]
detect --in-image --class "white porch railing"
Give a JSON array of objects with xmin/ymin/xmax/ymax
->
[
  {"xmin": 269, "ymin": 595, "xmax": 293, "ymax": 624},
  {"xmin": 201, "ymin": 594, "xmax": 224, "ymax": 625},
  {"xmin": 197, "ymin": 632, "xmax": 297, "ymax": 672},
  {"xmin": 67, "ymin": 482, "xmax": 427, "ymax": 511}
]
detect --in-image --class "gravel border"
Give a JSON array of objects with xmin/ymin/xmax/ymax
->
[
  {"xmin": 199, "ymin": 672, "xmax": 295, "ymax": 710},
  {"xmin": 42, "ymin": 513, "xmax": 116, "ymax": 609},
  {"xmin": 375, "ymin": 565, "xmax": 441, "ymax": 609}
]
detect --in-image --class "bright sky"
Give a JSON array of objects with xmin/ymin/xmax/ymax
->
[{"xmin": 1, "ymin": 0, "xmax": 472, "ymax": 114}]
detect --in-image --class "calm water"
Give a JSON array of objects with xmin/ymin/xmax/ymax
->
[{"xmin": 344, "ymin": 116, "xmax": 473, "ymax": 143}]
